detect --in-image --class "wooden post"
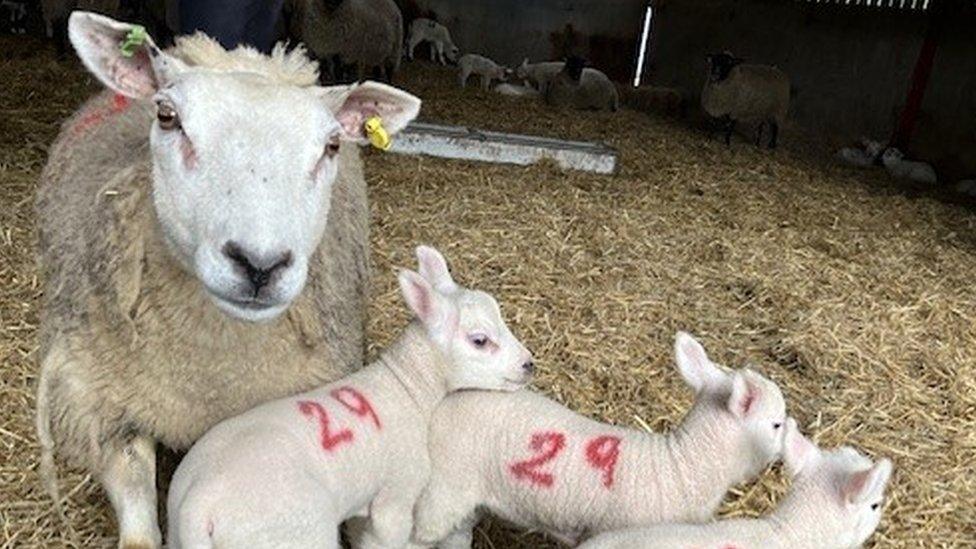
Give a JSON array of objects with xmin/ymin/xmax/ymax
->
[{"xmin": 891, "ymin": 0, "xmax": 948, "ymax": 150}]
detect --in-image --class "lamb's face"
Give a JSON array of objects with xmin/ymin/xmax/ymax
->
[
  {"xmin": 399, "ymin": 246, "xmax": 534, "ymax": 392},
  {"xmin": 67, "ymin": 11, "xmax": 421, "ymax": 323},
  {"xmin": 149, "ymin": 71, "xmax": 342, "ymax": 321},
  {"xmin": 782, "ymin": 424, "xmax": 893, "ymax": 547}
]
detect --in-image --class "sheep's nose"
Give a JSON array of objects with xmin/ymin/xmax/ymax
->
[
  {"xmin": 522, "ymin": 360, "xmax": 535, "ymax": 374},
  {"xmin": 223, "ymin": 241, "xmax": 293, "ymax": 294}
]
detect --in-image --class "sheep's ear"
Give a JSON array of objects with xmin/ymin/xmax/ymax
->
[
  {"xmin": 728, "ymin": 371, "xmax": 762, "ymax": 418},
  {"xmin": 325, "ymin": 81, "xmax": 421, "ymax": 143},
  {"xmin": 398, "ymin": 269, "xmax": 446, "ymax": 328},
  {"xmin": 674, "ymin": 332, "xmax": 727, "ymax": 392},
  {"xmin": 783, "ymin": 418, "xmax": 819, "ymax": 477},
  {"xmin": 416, "ymin": 245, "xmax": 457, "ymax": 293},
  {"xmin": 843, "ymin": 459, "xmax": 893, "ymax": 506},
  {"xmin": 69, "ymin": 11, "xmax": 186, "ymax": 99}
]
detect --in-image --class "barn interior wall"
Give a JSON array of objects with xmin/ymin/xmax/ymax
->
[{"xmin": 649, "ymin": 0, "xmax": 976, "ymax": 181}]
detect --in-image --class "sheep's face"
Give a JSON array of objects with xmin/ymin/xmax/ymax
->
[
  {"xmin": 674, "ymin": 332, "xmax": 788, "ymax": 474},
  {"xmin": 705, "ymin": 52, "xmax": 742, "ymax": 83},
  {"xmin": 68, "ymin": 11, "xmax": 420, "ymax": 322},
  {"xmin": 399, "ymin": 246, "xmax": 534, "ymax": 392},
  {"xmin": 882, "ymin": 147, "xmax": 904, "ymax": 164},
  {"xmin": 782, "ymin": 422, "xmax": 892, "ymax": 547}
]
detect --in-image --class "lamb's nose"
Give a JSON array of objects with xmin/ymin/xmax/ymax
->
[
  {"xmin": 522, "ymin": 360, "xmax": 535, "ymax": 374},
  {"xmin": 223, "ymin": 241, "xmax": 293, "ymax": 294}
]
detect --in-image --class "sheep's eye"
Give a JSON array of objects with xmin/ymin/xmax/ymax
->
[
  {"xmin": 156, "ymin": 102, "xmax": 179, "ymax": 130},
  {"xmin": 325, "ymin": 138, "xmax": 340, "ymax": 157},
  {"xmin": 773, "ymin": 422, "xmax": 783, "ymax": 430},
  {"xmin": 468, "ymin": 333, "xmax": 489, "ymax": 349},
  {"xmin": 871, "ymin": 502, "xmax": 881, "ymax": 511}
]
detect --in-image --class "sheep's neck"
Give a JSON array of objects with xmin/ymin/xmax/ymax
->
[{"xmin": 376, "ymin": 322, "xmax": 450, "ymax": 418}]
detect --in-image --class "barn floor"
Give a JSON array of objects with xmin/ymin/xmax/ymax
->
[{"xmin": 2, "ymin": 35, "xmax": 975, "ymax": 547}]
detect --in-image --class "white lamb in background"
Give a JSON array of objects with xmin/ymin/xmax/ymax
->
[
  {"xmin": 836, "ymin": 138, "xmax": 883, "ymax": 168},
  {"xmin": 413, "ymin": 332, "xmax": 789, "ymax": 548},
  {"xmin": 407, "ymin": 17, "xmax": 459, "ymax": 64},
  {"xmin": 167, "ymin": 246, "xmax": 534, "ymax": 549},
  {"xmin": 882, "ymin": 147, "xmax": 937, "ymax": 184},
  {"xmin": 515, "ymin": 58, "xmax": 564, "ymax": 92},
  {"xmin": 493, "ymin": 83, "xmax": 541, "ymax": 98},
  {"xmin": 579, "ymin": 419, "xmax": 893, "ymax": 549},
  {"xmin": 457, "ymin": 53, "xmax": 509, "ymax": 90}
]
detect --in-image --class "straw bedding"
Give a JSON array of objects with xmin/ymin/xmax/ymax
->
[{"xmin": 1, "ymin": 35, "xmax": 974, "ymax": 547}]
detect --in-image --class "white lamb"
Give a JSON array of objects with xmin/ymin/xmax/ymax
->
[
  {"xmin": 579, "ymin": 419, "xmax": 893, "ymax": 549},
  {"xmin": 167, "ymin": 246, "xmax": 534, "ymax": 549},
  {"xmin": 515, "ymin": 58, "xmax": 564, "ymax": 92},
  {"xmin": 413, "ymin": 332, "xmax": 789, "ymax": 548},
  {"xmin": 836, "ymin": 138, "xmax": 882, "ymax": 168},
  {"xmin": 407, "ymin": 18, "xmax": 459, "ymax": 64},
  {"xmin": 493, "ymin": 83, "xmax": 541, "ymax": 98},
  {"xmin": 457, "ymin": 54, "xmax": 509, "ymax": 90},
  {"xmin": 882, "ymin": 147, "xmax": 937, "ymax": 183}
]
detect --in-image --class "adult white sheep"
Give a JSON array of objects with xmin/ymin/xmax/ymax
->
[
  {"xmin": 406, "ymin": 17, "xmax": 459, "ymax": 65},
  {"xmin": 167, "ymin": 246, "xmax": 534, "ymax": 548},
  {"xmin": 413, "ymin": 332, "xmax": 788, "ymax": 548},
  {"xmin": 544, "ymin": 56, "xmax": 619, "ymax": 112},
  {"xmin": 297, "ymin": 0, "xmax": 403, "ymax": 82},
  {"xmin": 579, "ymin": 419, "xmax": 893, "ymax": 549},
  {"xmin": 881, "ymin": 147, "xmax": 938, "ymax": 184},
  {"xmin": 701, "ymin": 52, "xmax": 790, "ymax": 148},
  {"xmin": 35, "ymin": 12, "xmax": 420, "ymax": 548}
]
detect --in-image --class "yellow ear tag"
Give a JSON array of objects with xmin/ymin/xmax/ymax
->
[{"xmin": 364, "ymin": 116, "xmax": 391, "ymax": 151}]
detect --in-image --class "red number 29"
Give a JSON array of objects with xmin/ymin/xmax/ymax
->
[
  {"xmin": 509, "ymin": 431, "xmax": 566, "ymax": 488},
  {"xmin": 298, "ymin": 400, "xmax": 354, "ymax": 452},
  {"xmin": 330, "ymin": 386, "xmax": 382, "ymax": 430},
  {"xmin": 585, "ymin": 435, "xmax": 622, "ymax": 488}
]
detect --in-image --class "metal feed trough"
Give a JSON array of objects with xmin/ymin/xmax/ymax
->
[{"xmin": 388, "ymin": 122, "xmax": 619, "ymax": 175}]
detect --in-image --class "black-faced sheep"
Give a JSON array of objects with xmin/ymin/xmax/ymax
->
[{"xmin": 701, "ymin": 52, "xmax": 790, "ymax": 148}]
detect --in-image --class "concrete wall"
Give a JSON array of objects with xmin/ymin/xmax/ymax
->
[
  {"xmin": 398, "ymin": 0, "xmax": 647, "ymax": 81},
  {"xmin": 648, "ymin": 0, "xmax": 976, "ymax": 181}
]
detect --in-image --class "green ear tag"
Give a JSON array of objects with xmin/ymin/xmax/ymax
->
[{"xmin": 120, "ymin": 25, "xmax": 147, "ymax": 58}]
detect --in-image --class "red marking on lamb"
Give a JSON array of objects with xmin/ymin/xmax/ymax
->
[
  {"xmin": 298, "ymin": 400, "xmax": 354, "ymax": 452},
  {"xmin": 330, "ymin": 386, "xmax": 382, "ymax": 430},
  {"xmin": 585, "ymin": 435, "xmax": 622, "ymax": 488},
  {"xmin": 69, "ymin": 93, "xmax": 131, "ymax": 138},
  {"xmin": 508, "ymin": 431, "xmax": 566, "ymax": 488}
]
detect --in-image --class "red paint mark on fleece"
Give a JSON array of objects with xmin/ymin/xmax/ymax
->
[
  {"xmin": 298, "ymin": 400, "xmax": 354, "ymax": 452},
  {"xmin": 330, "ymin": 386, "xmax": 382, "ymax": 430},
  {"xmin": 508, "ymin": 431, "xmax": 566, "ymax": 488},
  {"xmin": 585, "ymin": 435, "xmax": 621, "ymax": 488},
  {"xmin": 69, "ymin": 93, "xmax": 131, "ymax": 138}
]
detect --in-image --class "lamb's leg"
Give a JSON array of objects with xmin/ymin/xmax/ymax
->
[
  {"xmin": 458, "ymin": 69, "xmax": 469, "ymax": 88},
  {"xmin": 481, "ymin": 75, "xmax": 490, "ymax": 91},
  {"xmin": 354, "ymin": 491, "xmax": 415, "ymax": 549},
  {"xmin": 412, "ymin": 479, "xmax": 479, "ymax": 546},
  {"xmin": 100, "ymin": 434, "xmax": 161, "ymax": 549},
  {"xmin": 429, "ymin": 41, "xmax": 437, "ymax": 62},
  {"xmin": 435, "ymin": 514, "xmax": 478, "ymax": 549},
  {"xmin": 437, "ymin": 43, "xmax": 446, "ymax": 65},
  {"xmin": 408, "ymin": 36, "xmax": 420, "ymax": 60}
]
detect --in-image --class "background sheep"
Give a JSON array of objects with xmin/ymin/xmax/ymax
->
[
  {"xmin": 836, "ymin": 138, "xmax": 884, "ymax": 168},
  {"xmin": 406, "ymin": 17, "xmax": 459, "ymax": 65},
  {"xmin": 579, "ymin": 420, "xmax": 893, "ymax": 549},
  {"xmin": 493, "ymin": 83, "xmax": 541, "ymax": 98},
  {"xmin": 413, "ymin": 333, "xmax": 788, "ymax": 547},
  {"xmin": 515, "ymin": 59, "xmax": 565, "ymax": 92},
  {"xmin": 701, "ymin": 52, "xmax": 790, "ymax": 148},
  {"xmin": 295, "ymin": 0, "xmax": 403, "ymax": 82},
  {"xmin": 167, "ymin": 246, "xmax": 533, "ymax": 548},
  {"xmin": 457, "ymin": 53, "xmax": 508, "ymax": 90},
  {"xmin": 35, "ymin": 12, "xmax": 420, "ymax": 548},
  {"xmin": 544, "ymin": 56, "xmax": 619, "ymax": 112},
  {"xmin": 882, "ymin": 147, "xmax": 938, "ymax": 184}
]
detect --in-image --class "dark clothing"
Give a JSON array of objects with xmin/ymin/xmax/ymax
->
[{"xmin": 179, "ymin": 0, "xmax": 285, "ymax": 53}]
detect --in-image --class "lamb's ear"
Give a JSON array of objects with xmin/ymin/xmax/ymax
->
[
  {"xmin": 843, "ymin": 459, "xmax": 893, "ymax": 506},
  {"xmin": 398, "ymin": 269, "xmax": 446, "ymax": 328},
  {"xmin": 68, "ymin": 11, "xmax": 185, "ymax": 99},
  {"xmin": 416, "ymin": 245, "xmax": 457, "ymax": 293},
  {"xmin": 674, "ymin": 332, "xmax": 727, "ymax": 392},
  {"xmin": 783, "ymin": 418, "xmax": 819, "ymax": 477},
  {"xmin": 326, "ymin": 81, "xmax": 421, "ymax": 143},
  {"xmin": 728, "ymin": 371, "xmax": 762, "ymax": 419}
]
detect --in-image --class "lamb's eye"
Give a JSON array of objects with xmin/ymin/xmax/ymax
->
[
  {"xmin": 325, "ymin": 138, "xmax": 340, "ymax": 157},
  {"xmin": 156, "ymin": 102, "xmax": 180, "ymax": 130},
  {"xmin": 871, "ymin": 502, "xmax": 881, "ymax": 511},
  {"xmin": 468, "ymin": 333, "xmax": 489, "ymax": 349},
  {"xmin": 773, "ymin": 422, "xmax": 783, "ymax": 430}
]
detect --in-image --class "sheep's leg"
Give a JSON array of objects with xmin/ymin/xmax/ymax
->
[
  {"xmin": 429, "ymin": 41, "xmax": 437, "ymax": 62},
  {"xmin": 481, "ymin": 75, "xmax": 491, "ymax": 91},
  {"xmin": 435, "ymin": 514, "xmax": 478, "ymax": 549},
  {"xmin": 437, "ymin": 43, "xmax": 446, "ymax": 65},
  {"xmin": 354, "ymin": 491, "xmax": 415, "ymax": 549},
  {"xmin": 754, "ymin": 121, "xmax": 765, "ymax": 147},
  {"xmin": 768, "ymin": 120, "xmax": 779, "ymax": 149},
  {"xmin": 412, "ymin": 479, "xmax": 479, "ymax": 546},
  {"xmin": 723, "ymin": 116, "xmax": 736, "ymax": 146},
  {"xmin": 458, "ymin": 69, "xmax": 470, "ymax": 88},
  {"xmin": 100, "ymin": 434, "xmax": 161, "ymax": 549}
]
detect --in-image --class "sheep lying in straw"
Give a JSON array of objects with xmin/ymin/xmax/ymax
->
[
  {"xmin": 881, "ymin": 147, "xmax": 938, "ymax": 184},
  {"xmin": 701, "ymin": 52, "xmax": 791, "ymax": 148},
  {"xmin": 543, "ymin": 56, "xmax": 619, "ymax": 112},
  {"xmin": 580, "ymin": 420, "xmax": 892, "ymax": 549},
  {"xmin": 407, "ymin": 17, "xmax": 459, "ymax": 65},
  {"xmin": 292, "ymin": 0, "xmax": 403, "ymax": 82},
  {"xmin": 167, "ymin": 246, "xmax": 534, "ymax": 548},
  {"xmin": 413, "ymin": 333, "xmax": 788, "ymax": 547},
  {"xmin": 35, "ymin": 12, "xmax": 419, "ymax": 548}
]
